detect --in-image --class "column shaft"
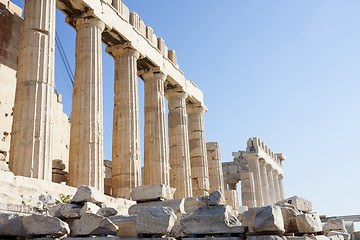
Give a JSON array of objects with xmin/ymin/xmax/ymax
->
[
  {"xmin": 259, "ymin": 159, "xmax": 270, "ymax": 205},
  {"xmin": 143, "ymin": 71, "xmax": 169, "ymax": 185},
  {"xmin": 247, "ymin": 157, "xmax": 264, "ymax": 207},
  {"xmin": 9, "ymin": 0, "xmax": 56, "ymax": 181},
  {"xmin": 278, "ymin": 174, "xmax": 285, "ymax": 200},
  {"xmin": 273, "ymin": 170, "xmax": 281, "ymax": 202},
  {"xmin": 240, "ymin": 171, "xmax": 256, "ymax": 208},
  {"xmin": 266, "ymin": 164, "xmax": 276, "ymax": 204},
  {"xmin": 206, "ymin": 142, "xmax": 225, "ymax": 195},
  {"xmin": 166, "ymin": 88, "xmax": 192, "ymax": 198},
  {"xmin": 68, "ymin": 17, "xmax": 105, "ymax": 192},
  {"xmin": 187, "ymin": 103, "xmax": 209, "ymax": 196},
  {"xmin": 107, "ymin": 46, "xmax": 141, "ymax": 199}
]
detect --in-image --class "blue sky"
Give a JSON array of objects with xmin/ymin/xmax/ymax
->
[{"xmin": 12, "ymin": 0, "xmax": 360, "ymax": 219}]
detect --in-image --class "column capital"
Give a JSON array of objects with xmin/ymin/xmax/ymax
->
[
  {"xmin": 259, "ymin": 158, "xmax": 267, "ymax": 165},
  {"xmin": 278, "ymin": 173, "xmax": 284, "ymax": 179},
  {"xmin": 272, "ymin": 169, "xmax": 279, "ymax": 175},
  {"xmin": 106, "ymin": 43, "xmax": 140, "ymax": 59},
  {"xmin": 165, "ymin": 86, "xmax": 188, "ymax": 99},
  {"xmin": 266, "ymin": 163, "xmax": 273, "ymax": 171},
  {"xmin": 186, "ymin": 102, "xmax": 207, "ymax": 114},
  {"xmin": 140, "ymin": 67, "xmax": 167, "ymax": 82},
  {"xmin": 75, "ymin": 17, "xmax": 105, "ymax": 31}
]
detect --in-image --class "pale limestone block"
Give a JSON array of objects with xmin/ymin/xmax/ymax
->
[
  {"xmin": 278, "ymin": 196, "xmax": 312, "ymax": 213},
  {"xmin": 70, "ymin": 213, "xmax": 118, "ymax": 236},
  {"xmin": 247, "ymin": 236, "xmax": 287, "ymax": 240},
  {"xmin": 296, "ymin": 213, "xmax": 322, "ymax": 233},
  {"xmin": 158, "ymin": 38, "xmax": 166, "ymax": 55},
  {"xmin": 310, "ymin": 236, "xmax": 331, "ymax": 240},
  {"xmin": 0, "ymin": 213, "xmax": 25, "ymax": 236},
  {"xmin": 72, "ymin": 185, "xmax": 105, "ymax": 204},
  {"xmin": 109, "ymin": 215, "xmax": 138, "ymax": 238},
  {"xmin": 97, "ymin": 207, "xmax": 118, "ymax": 217},
  {"xmin": 324, "ymin": 218, "xmax": 347, "ymax": 234},
  {"xmin": 129, "ymin": 198, "xmax": 185, "ymax": 215},
  {"xmin": 184, "ymin": 196, "xmax": 206, "ymax": 213},
  {"xmin": 137, "ymin": 207, "xmax": 177, "ymax": 235},
  {"xmin": 180, "ymin": 205, "xmax": 246, "ymax": 235},
  {"xmin": 80, "ymin": 202, "xmax": 101, "ymax": 216},
  {"xmin": 168, "ymin": 50, "xmax": 177, "ymax": 65},
  {"xmin": 279, "ymin": 205, "xmax": 300, "ymax": 233},
  {"xmin": 253, "ymin": 205, "xmax": 285, "ymax": 233},
  {"xmin": 326, "ymin": 231, "xmax": 351, "ymax": 240},
  {"xmin": 203, "ymin": 190, "xmax": 225, "ymax": 206},
  {"xmin": 328, "ymin": 234, "xmax": 345, "ymax": 240},
  {"xmin": 131, "ymin": 184, "xmax": 174, "ymax": 202},
  {"xmin": 121, "ymin": 2, "xmax": 130, "ymax": 21},
  {"xmin": 59, "ymin": 203, "xmax": 82, "ymax": 219},
  {"xmin": 139, "ymin": 19, "xmax": 146, "ymax": 36},
  {"xmin": 22, "ymin": 214, "xmax": 69, "ymax": 237},
  {"xmin": 286, "ymin": 237, "xmax": 312, "ymax": 240}
]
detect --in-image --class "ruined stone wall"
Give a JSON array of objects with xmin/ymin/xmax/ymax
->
[{"xmin": 0, "ymin": 0, "xmax": 70, "ymax": 170}]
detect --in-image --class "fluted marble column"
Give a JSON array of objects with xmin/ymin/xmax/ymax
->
[
  {"xmin": 278, "ymin": 174, "xmax": 284, "ymax": 200},
  {"xmin": 266, "ymin": 164, "xmax": 276, "ymax": 204},
  {"xmin": 259, "ymin": 159, "xmax": 270, "ymax": 205},
  {"xmin": 206, "ymin": 142, "xmax": 225, "ymax": 195},
  {"xmin": 241, "ymin": 171, "xmax": 256, "ymax": 208},
  {"xmin": 247, "ymin": 156, "xmax": 263, "ymax": 207},
  {"xmin": 166, "ymin": 87, "xmax": 192, "ymax": 198},
  {"xmin": 9, "ymin": 0, "xmax": 56, "ymax": 181},
  {"xmin": 106, "ymin": 45, "xmax": 141, "ymax": 199},
  {"xmin": 142, "ymin": 70, "xmax": 169, "ymax": 186},
  {"xmin": 187, "ymin": 103, "xmax": 209, "ymax": 196},
  {"xmin": 273, "ymin": 169, "xmax": 281, "ymax": 202},
  {"xmin": 68, "ymin": 17, "xmax": 105, "ymax": 192}
]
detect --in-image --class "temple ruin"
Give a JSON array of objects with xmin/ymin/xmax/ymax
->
[{"xmin": 0, "ymin": 0, "xmax": 358, "ymax": 239}]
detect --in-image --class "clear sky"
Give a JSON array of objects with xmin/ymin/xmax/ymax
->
[{"xmin": 11, "ymin": 0, "xmax": 360, "ymax": 220}]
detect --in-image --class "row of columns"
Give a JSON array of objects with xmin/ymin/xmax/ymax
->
[
  {"xmin": 248, "ymin": 156, "xmax": 284, "ymax": 207},
  {"xmin": 9, "ymin": 2, "xmax": 215, "ymax": 200}
]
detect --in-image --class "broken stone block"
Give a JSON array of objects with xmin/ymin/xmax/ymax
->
[
  {"xmin": 109, "ymin": 215, "xmax": 138, "ymax": 238},
  {"xmin": 180, "ymin": 205, "xmax": 246, "ymax": 235},
  {"xmin": 137, "ymin": 207, "xmax": 177, "ymax": 235},
  {"xmin": 253, "ymin": 205, "xmax": 285, "ymax": 234},
  {"xmin": 72, "ymin": 185, "xmax": 105, "ymax": 204},
  {"xmin": 59, "ymin": 202, "xmax": 82, "ymax": 219},
  {"xmin": 277, "ymin": 196, "xmax": 312, "ymax": 213},
  {"xmin": 279, "ymin": 205, "xmax": 300, "ymax": 233},
  {"xmin": 296, "ymin": 213, "xmax": 322, "ymax": 233},
  {"xmin": 22, "ymin": 214, "xmax": 69, "ymax": 237},
  {"xmin": 248, "ymin": 235, "xmax": 287, "ymax": 240},
  {"xmin": 0, "ymin": 213, "xmax": 25, "ymax": 236},
  {"xmin": 286, "ymin": 237, "xmax": 312, "ymax": 240},
  {"xmin": 324, "ymin": 218, "xmax": 347, "ymax": 234},
  {"xmin": 328, "ymin": 234, "xmax": 345, "ymax": 240},
  {"xmin": 129, "ymin": 198, "xmax": 185, "ymax": 215},
  {"xmin": 310, "ymin": 236, "xmax": 331, "ymax": 240},
  {"xmin": 184, "ymin": 196, "xmax": 206, "ymax": 213},
  {"xmin": 80, "ymin": 202, "xmax": 101, "ymax": 216},
  {"xmin": 97, "ymin": 207, "xmax": 118, "ymax": 217},
  {"xmin": 131, "ymin": 184, "xmax": 174, "ymax": 202},
  {"xmin": 70, "ymin": 213, "xmax": 118, "ymax": 236},
  {"xmin": 240, "ymin": 207, "xmax": 258, "ymax": 232},
  {"xmin": 326, "ymin": 231, "xmax": 351, "ymax": 240},
  {"xmin": 203, "ymin": 190, "xmax": 226, "ymax": 206}
]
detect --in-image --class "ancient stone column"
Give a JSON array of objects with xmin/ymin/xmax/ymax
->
[
  {"xmin": 142, "ymin": 70, "xmax": 169, "ymax": 186},
  {"xmin": 187, "ymin": 103, "xmax": 210, "ymax": 196},
  {"xmin": 273, "ymin": 169, "xmax": 281, "ymax": 202},
  {"xmin": 247, "ymin": 156, "xmax": 264, "ymax": 207},
  {"xmin": 240, "ymin": 171, "xmax": 256, "ymax": 208},
  {"xmin": 165, "ymin": 87, "xmax": 192, "ymax": 198},
  {"xmin": 106, "ymin": 45, "xmax": 141, "ymax": 199},
  {"xmin": 266, "ymin": 164, "xmax": 276, "ymax": 204},
  {"xmin": 68, "ymin": 17, "xmax": 105, "ymax": 192},
  {"xmin": 278, "ymin": 174, "xmax": 285, "ymax": 200},
  {"xmin": 225, "ymin": 189, "xmax": 239, "ymax": 212},
  {"xmin": 259, "ymin": 159, "xmax": 270, "ymax": 205},
  {"xmin": 206, "ymin": 142, "xmax": 225, "ymax": 195},
  {"xmin": 9, "ymin": 0, "xmax": 56, "ymax": 181}
]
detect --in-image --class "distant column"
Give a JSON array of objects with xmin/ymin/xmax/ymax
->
[
  {"xmin": 266, "ymin": 164, "xmax": 275, "ymax": 204},
  {"xmin": 165, "ymin": 87, "xmax": 192, "ymax": 198},
  {"xmin": 273, "ymin": 169, "xmax": 281, "ymax": 202},
  {"xmin": 106, "ymin": 45, "xmax": 141, "ymax": 199},
  {"xmin": 9, "ymin": 0, "xmax": 56, "ymax": 181},
  {"xmin": 187, "ymin": 103, "xmax": 210, "ymax": 196},
  {"xmin": 68, "ymin": 16, "xmax": 105, "ymax": 192},
  {"xmin": 278, "ymin": 174, "xmax": 285, "ymax": 200},
  {"xmin": 206, "ymin": 142, "xmax": 225, "ymax": 195},
  {"xmin": 142, "ymin": 70, "xmax": 170, "ymax": 186},
  {"xmin": 259, "ymin": 159, "xmax": 270, "ymax": 205},
  {"xmin": 241, "ymin": 171, "xmax": 256, "ymax": 208},
  {"xmin": 247, "ymin": 156, "xmax": 264, "ymax": 207}
]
